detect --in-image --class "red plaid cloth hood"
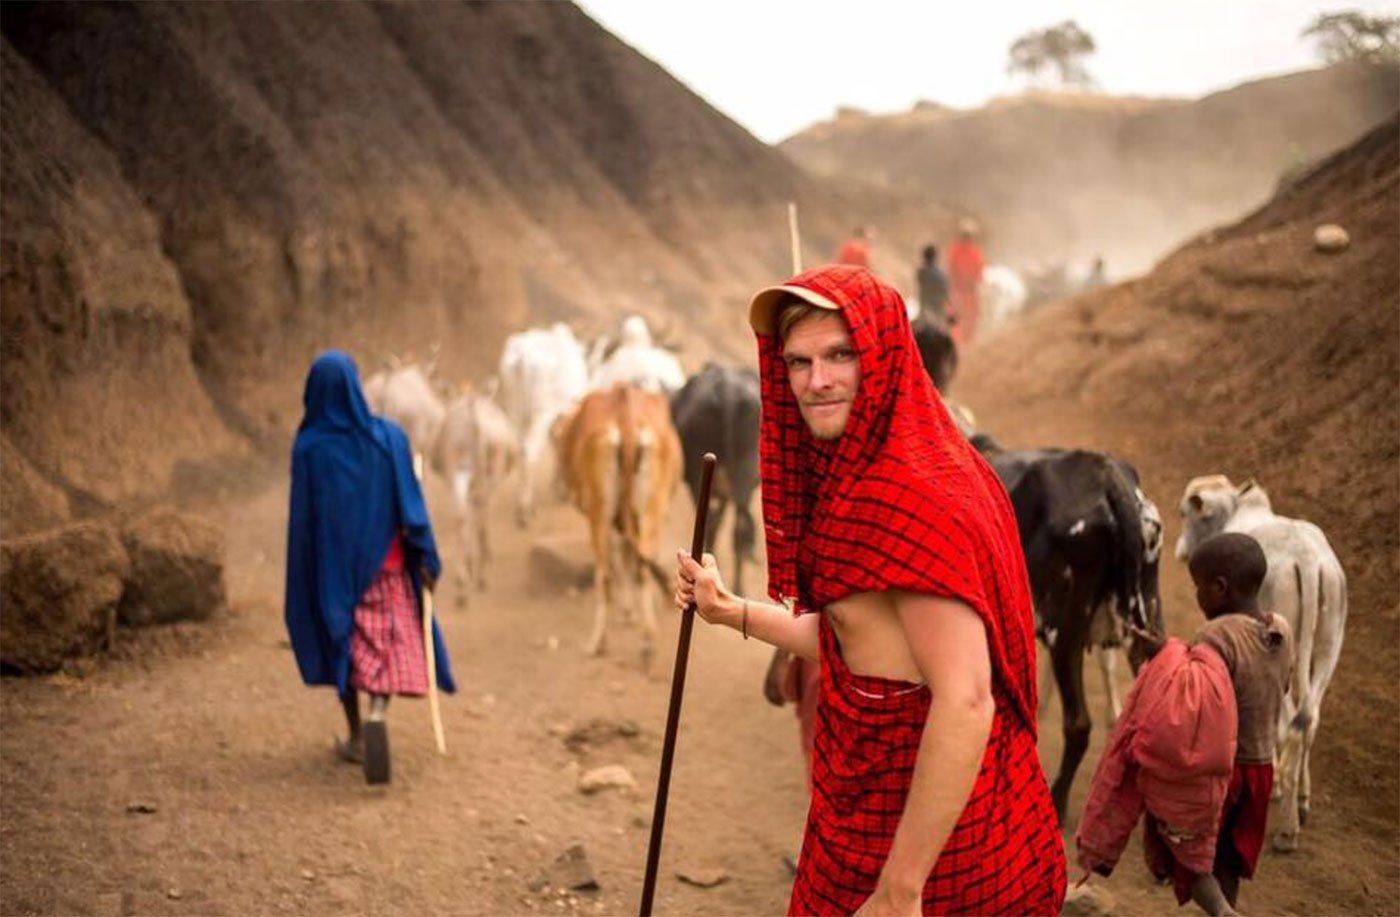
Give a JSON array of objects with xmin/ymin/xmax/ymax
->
[{"xmin": 757, "ymin": 264, "xmax": 1039, "ymax": 730}]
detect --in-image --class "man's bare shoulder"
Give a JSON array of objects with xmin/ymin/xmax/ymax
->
[{"xmin": 890, "ymin": 590, "xmax": 979, "ymax": 617}]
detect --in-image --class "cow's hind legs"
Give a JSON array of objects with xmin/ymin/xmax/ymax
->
[
  {"xmin": 1300, "ymin": 721, "xmax": 1315, "ymax": 827},
  {"xmin": 475, "ymin": 499, "xmax": 490, "ymax": 593},
  {"xmin": 584, "ymin": 429, "xmax": 620, "ymax": 657},
  {"xmin": 584, "ymin": 525, "xmax": 613, "ymax": 657},
  {"xmin": 1098, "ymin": 645, "xmax": 1123, "ymax": 727},
  {"xmin": 1050, "ymin": 627, "xmax": 1091, "ymax": 824},
  {"xmin": 584, "ymin": 558, "xmax": 610, "ymax": 657},
  {"xmin": 1273, "ymin": 727, "xmax": 1303, "ymax": 851},
  {"xmin": 1274, "ymin": 701, "xmax": 1325, "ymax": 851}
]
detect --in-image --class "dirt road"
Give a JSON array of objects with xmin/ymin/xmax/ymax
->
[{"xmin": 1, "ymin": 475, "xmax": 812, "ymax": 916}]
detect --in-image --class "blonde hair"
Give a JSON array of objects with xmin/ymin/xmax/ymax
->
[{"xmin": 776, "ymin": 300, "xmax": 828, "ymax": 341}]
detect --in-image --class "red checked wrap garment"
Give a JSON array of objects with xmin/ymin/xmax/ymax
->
[{"xmin": 757, "ymin": 265, "xmax": 1065, "ymax": 915}]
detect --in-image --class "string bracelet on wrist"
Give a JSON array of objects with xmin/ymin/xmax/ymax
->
[{"xmin": 741, "ymin": 598, "xmax": 749, "ymax": 639}]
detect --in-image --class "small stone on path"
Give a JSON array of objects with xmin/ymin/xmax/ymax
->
[
  {"xmin": 125, "ymin": 801, "xmax": 158, "ymax": 815},
  {"xmin": 578, "ymin": 764, "xmax": 636, "ymax": 794},
  {"xmin": 549, "ymin": 843, "xmax": 599, "ymax": 891},
  {"xmin": 1061, "ymin": 883, "xmax": 1116, "ymax": 916},
  {"xmin": 676, "ymin": 866, "xmax": 728, "ymax": 889}
]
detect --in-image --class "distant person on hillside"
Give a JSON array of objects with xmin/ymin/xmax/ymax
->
[
  {"xmin": 947, "ymin": 220, "xmax": 986, "ymax": 344},
  {"xmin": 916, "ymin": 243, "xmax": 951, "ymax": 322},
  {"xmin": 913, "ymin": 243, "xmax": 958, "ymax": 391},
  {"xmin": 835, "ymin": 225, "xmax": 873, "ymax": 268},
  {"xmin": 284, "ymin": 351, "xmax": 456, "ymax": 786},
  {"xmin": 1084, "ymin": 256, "xmax": 1107, "ymax": 291}
]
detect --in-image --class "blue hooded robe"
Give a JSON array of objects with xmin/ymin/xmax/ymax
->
[{"xmin": 284, "ymin": 351, "xmax": 455, "ymax": 694}]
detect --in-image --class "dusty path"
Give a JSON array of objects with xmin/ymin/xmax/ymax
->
[
  {"xmin": 3, "ymin": 365, "xmax": 1395, "ymax": 916},
  {"xmin": 2, "ymin": 477, "xmax": 809, "ymax": 916}
]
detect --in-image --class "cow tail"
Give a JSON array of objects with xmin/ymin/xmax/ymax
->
[
  {"xmin": 1104, "ymin": 467, "xmax": 1146, "ymax": 631},
  {"xmin": 1289, "ymin": 561, "xmax": 1320, "ymax": 732}
]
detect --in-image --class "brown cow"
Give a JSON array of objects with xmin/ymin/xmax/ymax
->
[{"xmin": 555, "ymin": 384, "xmax": 681, "ymax": 665}]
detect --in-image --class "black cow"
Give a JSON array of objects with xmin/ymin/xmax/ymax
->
[
  {"xmin": 670, "ymin": 364, "xmax": 761, "ymax": 594},
  {"xmin": 975, "ymin": 437, "xmax": 1164, "ymax": 822}
]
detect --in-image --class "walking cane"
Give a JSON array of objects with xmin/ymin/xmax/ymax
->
[
  {"xmin": 413, "ymin": 452, "xmax": 448, "ymax": 755},
  {"xmin": 788, "ymin": 201, "xmax": 803, "ymax": 273},
  {"xmin": 639, "ymin": 452, "xmax": 717, "ymax": 916},
  {"xmin": 422, "ymin": 586, "xmax": 447, "ymax": 754}
]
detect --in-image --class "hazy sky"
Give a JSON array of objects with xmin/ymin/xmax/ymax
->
[{"xmin": 578, "ymin": 1, "xmax": 1397, "ymax": 143}]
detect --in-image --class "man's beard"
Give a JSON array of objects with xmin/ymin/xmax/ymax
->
[{"xmin": 800, "ymin": 400, "xmax": 850, "ymax": 440}]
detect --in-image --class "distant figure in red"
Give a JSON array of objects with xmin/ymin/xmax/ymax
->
[
  {"xmin": 835, "ymin": 225, "xmax": 873, "ymax": 268},
  {"xmin": 947, "ymin": 220, "xmax": 985, "ymax": 344}
]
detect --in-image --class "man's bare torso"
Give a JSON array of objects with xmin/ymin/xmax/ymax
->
[{"xmin": 826, "ymin": 591, "xmax": 924, "ymax": 683}]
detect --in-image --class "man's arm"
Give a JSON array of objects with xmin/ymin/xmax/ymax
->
[
  {"xmin": 675, "ymin": 551, "xmax": 820, "ymax": 661},
  {"xmin": 861, "ymin": 591, "xmax": 995, "ymax": 915}
]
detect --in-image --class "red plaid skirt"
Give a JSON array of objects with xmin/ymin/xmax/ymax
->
[
  {"xmin": 349, "ymin": 565, "xmax": 428, "ymax": 696},
  {"xmin": 788, "ymin": 615, "xmax": 1064, "ymax": 916},
  {"xmin": 1149, "ymin": 762, "xmax": 1274, "ymax": 905}
]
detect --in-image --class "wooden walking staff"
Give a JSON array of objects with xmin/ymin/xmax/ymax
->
[
  {"xmin": 788, "ymin": 200, "xmax": 803, "ymax": 273},
  {"xmin": 421, "ymin": 587, "xmax": 447, "ymax": 754},
  {"xmin": 639, "ymin": 452, "xmax": 718, "ymax": 916},
  {"xmin": 412, "ymin": 453, "xmax": 448, "ymax": 755}
]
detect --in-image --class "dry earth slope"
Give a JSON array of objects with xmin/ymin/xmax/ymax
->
[
  {"xmin": 1, "ymin": 0, "xmax": 948, "ymax": 534},
  {"xmin": 958, "ymin": 115, "xmax": 1399, "ymax": 898}
]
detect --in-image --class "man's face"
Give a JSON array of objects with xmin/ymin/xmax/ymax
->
[{"xmin": 782, "ymin": 313, "xmax": 861, "ymax": 440}]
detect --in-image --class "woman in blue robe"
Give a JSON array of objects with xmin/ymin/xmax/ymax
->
[{"xmin": 284, "ymin": 351, "xmax": 454, "ymax": 783}]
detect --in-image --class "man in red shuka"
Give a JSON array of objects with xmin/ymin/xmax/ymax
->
[
  {"xmin": 836, "ymin": 225, "xmax": 874, "ymax": 268},
  {"xmin": 946, "ymin": 220, "xmax": 985, "ymax": 345},
  {"xmin": 674, "ymin": 265, "xmax": 1065, "ymax": 915}
]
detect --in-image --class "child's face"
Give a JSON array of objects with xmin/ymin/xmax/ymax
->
[{"xmin": 1192, "ymin": 570, "xmax": 1233, "ymax": 618}]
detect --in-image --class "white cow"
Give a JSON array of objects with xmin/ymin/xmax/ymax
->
[
  {"xmin": 1175, "ymin": 475, "xmax": 1347, "ymax": 852},
  {"xmin": 434, "ymin": 388, "xmax": 518, "ymax": 602},
  {"xmin": 980, "ymin": 264, "xmax": 1029, "ymax": 333},
  {"xmin": 590, "ymin": 315, "xmax": 685, "ymax": 395},
  {"xmin": 363, "ymin": 364, "xmax": 445, "ymax": 461},
  {"xmin": 497, "ymin": 323, "xmax": 591, "ymax": 525}
]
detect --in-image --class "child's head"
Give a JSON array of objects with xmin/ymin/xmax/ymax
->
[{"xmin": 1188, "ymin": 532, "xmax": 1268, "ymax": 618}]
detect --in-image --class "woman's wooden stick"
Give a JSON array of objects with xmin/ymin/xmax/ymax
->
[
  {"xmin": 422, "ymin": 586, "xmax": 447, "ymax": 755},
  {"xmin": 639, "ymin": 452, "xmax": 717, "ymax": 916},
  {"xmin": 412, "ymin": 452, "xmax": 447, "ymax": 755}
]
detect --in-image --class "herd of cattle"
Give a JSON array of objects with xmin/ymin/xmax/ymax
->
[{"xmin": 364, "ymin": 311, "xmax": 1345, "ymax": 852}]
